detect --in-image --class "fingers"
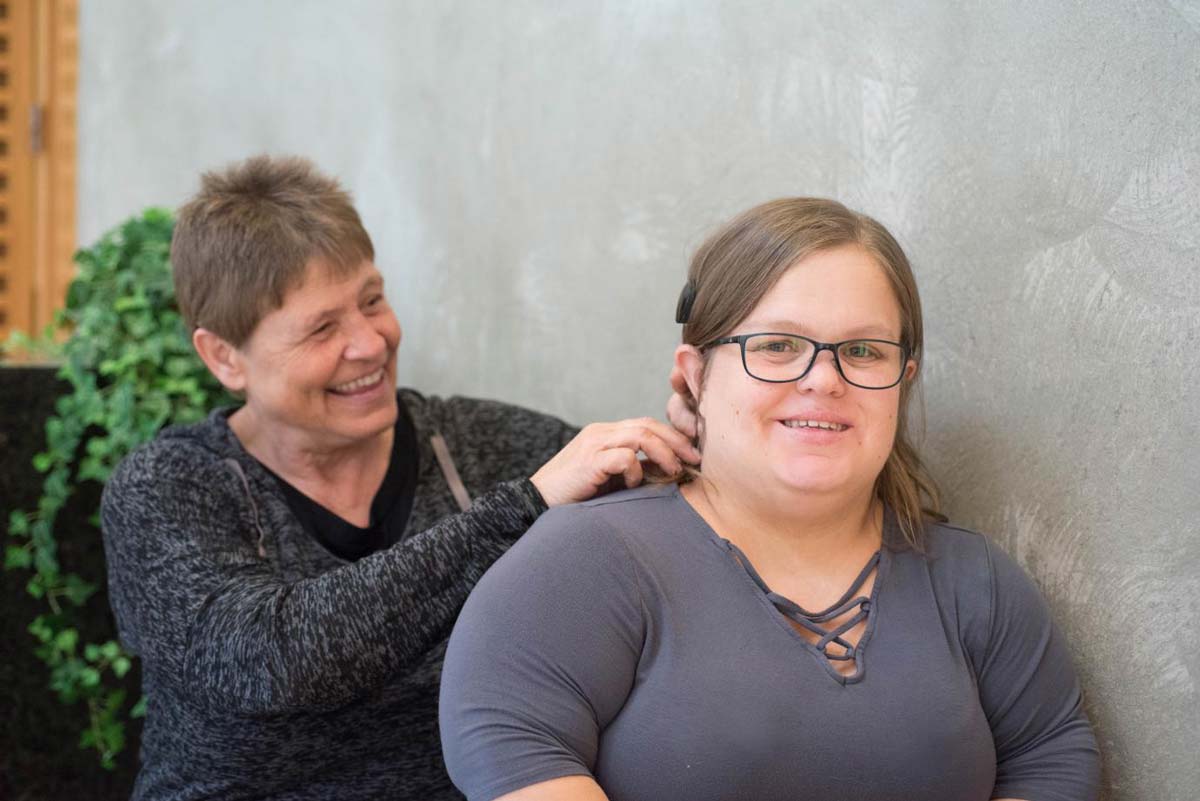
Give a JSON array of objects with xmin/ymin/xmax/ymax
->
[
  {"xmin": 623, "ymin": 458, "xmax": 644, "ymax": 488},
  {"xmin": 597, "ymin": 448, "xmax": 643, "ymax": 489},
  {"xmin": 598, "ymin": 417, "xmax": 698, "ymax": 464},
  {"xmin": 533, "ymin": 416, "xmax": 700, "ymax": 507},
  {"xmin": 628, "ymin": 426, "xmax": 685, "ymax": 476}
]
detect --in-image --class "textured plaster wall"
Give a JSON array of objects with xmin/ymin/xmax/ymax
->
[{"xmin": 80, "ymin": 2, "xmax": 1199, "ymax": 798}]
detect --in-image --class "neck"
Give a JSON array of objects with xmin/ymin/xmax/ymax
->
[
  {"xmin": 681, "ymin": 475, "xmax": 881, "ymax": 575},
  {"xmin": 229, "ymin": 404, "xmax": 393, "ymax": 495}
]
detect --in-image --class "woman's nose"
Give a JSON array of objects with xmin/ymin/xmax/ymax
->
[
  {"xmin": 797, "ymin": 350, "xmax": 846, "ymax": 395},
  {"xmin": 343, "ymin": 313, "xmax": 387, "ymax": 361}
]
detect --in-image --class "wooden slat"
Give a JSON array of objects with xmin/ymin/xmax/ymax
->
[
  {"xmin": 0, "ymin": 0, "xmax": 36, "ymax": 340},
  {"xmin": 0, "ymin": 0, "xmax": 76, "ymax": 344},
  {"xmin": 33, "ymin": 0, "xmax": 77, "ymax": 332}
]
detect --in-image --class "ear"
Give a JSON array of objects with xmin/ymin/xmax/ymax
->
[
  {"xmin": 674, "ymin": 344, "xmax": 706, "ymax": 403},
  {"xmin": 903, "ymin": 358, "xmax": 918, "ymax": 381},
  {"xmin": 192, "ymin": 328, "xmax": 248, "ymax": 393}
]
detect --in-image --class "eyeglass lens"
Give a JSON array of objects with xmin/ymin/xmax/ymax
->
[{"xmin": 742, "ymin": 334, "xmax": 904, "ymax": 388}]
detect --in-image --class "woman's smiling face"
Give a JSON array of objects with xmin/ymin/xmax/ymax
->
[
  {"xmin": 230, "ymin": 258, "xmax": 401, "ymax": 450},
  {"xmin": 687, "ymin": 244, "xmax": 912, "ymax": 504}
]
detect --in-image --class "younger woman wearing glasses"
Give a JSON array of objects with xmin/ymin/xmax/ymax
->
[{"xmin": 439, "ymin": 199, "xmax": 1100, "ymax": 801}]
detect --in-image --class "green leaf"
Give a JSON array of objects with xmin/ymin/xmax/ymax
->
[
  {"xmin": 33, "ymin": 547, "xmax": 60, "ymax": 577},
  {"xmin": 63, "ymin": 574, "xmax": 97, "ymax": 606},
  {"xmin": 113, "ymin": 294, "xmax": 147, "ymax": 312},
  {"xmin": 8, "ymin": 510, "xmax": 30, "ymax": 536},
  {"xmin": 164, "ymin": 356, "xmax": 195, "ymax": 378},
  {"xmin": 112, "ymin": 657, "xmax": 131, "ymax": 678},
  {"xmin": 80, "ymin": 667, "xmax": 101, "ymax": 687},
  {"xmin": 55, "ymin": 628, "xmax": 79, "ymax": 653},
  {"xmin": 28, "ymin": 616, "xmax": 54, "ymax": 642},
  {"xmin": 130, "ymin": 695, "xmax": 147, "ymax": 718},
  {"xmin": 4, "ymin": 545, "xmax": 32, "ymax": 569},
  {"xmin": 105, "ymin": 688, "xmax": 127, "ymax": 713},
  {"xmin": 32, "ymin": 452, "xmax": 54, "ymax": 473}
]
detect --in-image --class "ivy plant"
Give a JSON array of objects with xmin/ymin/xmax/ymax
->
[{"xmin": 3, "ymin": 208, "xmax": 229, "ymax": 768}]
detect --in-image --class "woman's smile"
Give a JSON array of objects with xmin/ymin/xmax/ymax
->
[
  {"xmin": 329, "ymin": 367, "xmax": 388, "ymax": 397},
  {"xmin": 775, "ymin": 418, "xmax": 853, "ymax": 446},
  {"xmin": 777, "ymin": 410, "xmax": 852, "ymax": 433}
]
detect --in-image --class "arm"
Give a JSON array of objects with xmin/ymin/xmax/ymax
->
[
  {"xmin": 101, "ymin": 446, "xmax": 546, "ymax": 717},
  {"xmin": 431, "ymin": 393, "xmax": 697, "ymax": 506},
  {"xmin": 439, "ymin": 506, "xmax": 644, "ymax": 801},
  {"xmin": 977, "ymin": 540, "xmax": 1102, "ymax": 801},
  {"xmin": 495, "ymin": 776, "xmax": 609, "ymax": 801}
]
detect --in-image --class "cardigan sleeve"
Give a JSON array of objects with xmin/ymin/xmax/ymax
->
[
  {"xmin": 976, "ymin": 539, "xmax": 1102, "ymax": 801},
  {"xmin": 100, "ymin": 435, "xmax": 549, "ymax": 718}
]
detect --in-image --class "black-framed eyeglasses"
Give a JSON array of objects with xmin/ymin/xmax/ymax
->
[{"xmin": 702, "ymin": 333, "xmax": 909, "ymax": 390}]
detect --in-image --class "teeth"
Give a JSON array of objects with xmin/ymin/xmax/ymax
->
[
  {"xmin": 331, "ymin": 369, "xmax": 384, "ymax": 394},
  {"xmin": 782, "ymin": 419, "xmax": 846, "ymax": 431}
]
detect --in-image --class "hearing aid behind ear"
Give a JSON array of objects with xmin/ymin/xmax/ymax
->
[{"xmin": 675, "ymin": 281, "xmax": 697, "ymax": 324}]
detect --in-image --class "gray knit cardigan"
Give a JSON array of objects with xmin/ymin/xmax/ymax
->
[{"xmin": 100, "ymin": 389, "xmax": 577, "ymax": 800}]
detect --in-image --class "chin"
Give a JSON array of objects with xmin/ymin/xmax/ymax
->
[
  {"xmin": 333, "ymin": 399, "xmax": 398, "ymax": 442},
  {"xmin": 771, "ymin": 463, "xmax": 855, "ymax": 496},
  {"xmin": 776, "ymin": 478, "xmax": 847, "ymax": 496}
]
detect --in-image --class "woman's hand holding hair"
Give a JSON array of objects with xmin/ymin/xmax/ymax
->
[{"xmin": 530, "ymin": 418, "xmax": 699, "ymax": 507}]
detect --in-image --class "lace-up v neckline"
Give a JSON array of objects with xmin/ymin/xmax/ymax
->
[
  {"xmin": 720, "ymin": 537, "xmax": 888, "ymax": 685},
  {"xmin": 671, "ymin": 484, "xmax": 891, "ymax": 685}
]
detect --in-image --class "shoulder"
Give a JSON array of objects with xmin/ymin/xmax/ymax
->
[
  {"xmin": 916, "ymin": 520, "xmax": 994, "ymax": 579},
  {"xmin": 398, "ymin": 388, "xmax": 576, "ymax": 480},
  {"xmin": 916, "ymin": 520, "xmax": 1035, "ymax": 599},
  {"xmin": 892, "ymin": 521, "xmax": 998, "ymax": 634},
  {"xmin": 571, "ymin": 484, "xmax": 687, "ymax": 543},
  {"xmin": 399, "ymin": 387, "xmax": 571, "ymax": 437},
  {"xmin": 109, "ymin": 414, "xmax": 225, "ymax": 488},
  {"xmin": 480, "ymin": 486, "xmax": 676, "ymax": 596},
  {"xmin": 538, "ymin": 484, "xmax": 681, "ymax": 541},
  {"xmin": 496, "ymin": 485, "xmax": 682, "ymax": 585},
  {"xmin": 903, "ymin": 519, "xmax": 1051, "ymax": 661},
  {"xmin": 104, "ymin": 411, "xmax": 248, "ymax": 509},
  {"xmin": 898, "ymin": 520, "xmax": 1004, "ymax": 611}
]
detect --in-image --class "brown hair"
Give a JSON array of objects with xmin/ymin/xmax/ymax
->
[
  {"xmin": 171, "ymin": 155, "xmax": 375, "ymax": 346},
  {"xmin": 678, "ymin": 197, "xmax": 944, "ymax": 549}
]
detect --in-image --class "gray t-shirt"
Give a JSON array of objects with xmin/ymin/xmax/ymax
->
[{"xmin": 440, "ymin": 484, "xmax": 1100, "ymax": 801}]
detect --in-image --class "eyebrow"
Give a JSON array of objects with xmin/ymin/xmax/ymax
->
[
  {"xmin": 298, "ymin": 308, "xmax": 339, "ymax": 334},
  {"xmin": 746, "ymin": 320, "xmax": 900, "ymax": 340},
  {"xmin": 297, "ymin": 276, "xmax": 386, "ymax": 332}
]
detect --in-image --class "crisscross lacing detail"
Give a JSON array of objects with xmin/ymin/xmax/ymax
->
[{"xmin": 729, "ymin": 543, "xmax": 880, "ymax": 663}]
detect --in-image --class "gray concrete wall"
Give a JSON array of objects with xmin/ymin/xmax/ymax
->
[{"xmin": 80, "ymin": 2, "xmax": 1199, "ymax": 798}]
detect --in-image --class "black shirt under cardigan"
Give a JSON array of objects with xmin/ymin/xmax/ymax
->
[{"xmin": 270, "ymin": 403, "xmax": 421, "ymax": 562}]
